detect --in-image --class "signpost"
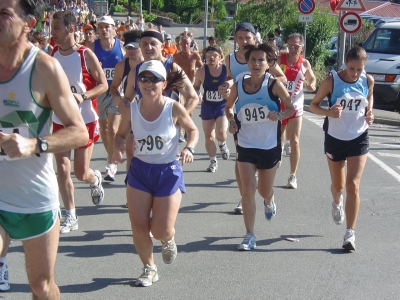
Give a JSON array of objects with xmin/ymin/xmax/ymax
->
[
  {"xmin": 340, "ymin": 11, "xmax": 362, "ymax": 34},
  {"xmin": 336, "ymin": 0, "xmax": 366, "ymax": 12},
  {"xmin": 297, "ymin": 0, "xmax": 315, "ymax": 55}
]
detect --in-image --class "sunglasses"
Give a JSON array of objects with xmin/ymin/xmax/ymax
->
[
  {"xmin": 206, "ymin": 53, "xmax": 219, "ymax": 57},
  {"xmin": 125, "ymin": 46, "xmax": 138, "ymax": 50},
  {"xmin": 138, "ymin": 76, "xmax": 164, "ymax": 83},
  {"xmin": 288, "ymin": 45, "xmax": 302, "ymax": 50}
]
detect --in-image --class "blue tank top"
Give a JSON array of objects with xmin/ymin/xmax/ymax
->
[
  {"xmin": 203, "ymin": 64, "xmax": 227, "ymax": 105},
  {"xmin": 135, "ymin": 58, "xmax": 174, "ymax": 99},
  {"xmin": 324, "ymin": 70, "xmax": 369, "ymax": 141},
  {"xmin": 94, "ymin": 38, "xmax": 124, "ymax": 87},
  {"xmin": 236, "ymin": 73, "xmax": 281, "ymax": 150},
  {"xmin": 229, "ymin": 51, "xmax": 250, "ymax": 82}
]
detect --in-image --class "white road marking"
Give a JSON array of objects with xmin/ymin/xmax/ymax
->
[
  {"xmin": 304, "ymin": 111, "xmax": 400, "ymax": 183},
  {"xmin": 377, "ymin": 152, "xmax": 400, "ymax": 158}
]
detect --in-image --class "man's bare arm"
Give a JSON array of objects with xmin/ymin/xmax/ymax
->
[
  {"xmin": 110, "ymin": 59, "xmax": 125, "ymax": 104},
  {"xmin": 83, "ymin": 49, "xmax": 108, "ymax": 99},
  {"xmin": 171, "ymin": 63, "xmax": 198, "ymax": 114}
]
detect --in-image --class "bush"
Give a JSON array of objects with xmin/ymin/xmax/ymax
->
[
  {"xmin": 114, "ymin": 5, "xmax": 125, "ymax": 12},
  {"xmin": 142, "ymin": 11, "xmax": 157, "ymax": 22},
  {"xmin": 215, "ymin": 19, "xmax": 234, "ymax": 45}
]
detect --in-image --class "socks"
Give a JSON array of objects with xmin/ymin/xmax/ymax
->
[
  {"xmin": 210, "ymin": 156, "xmax": 217, "ymax": 161},
  {"xmin": 65, "ymin": 209, "xmax": 76, "ymax": 219}
]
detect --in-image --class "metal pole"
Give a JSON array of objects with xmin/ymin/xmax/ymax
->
[
  {"xmin": 303, "ymin": 22, "xmax": 306, "ymax": 56},
  {"xmin": 203, "ymin": 0, "xmax": 208, "ymax": 49},
  {"xmin": 139, "ymin": 0, "xmax": 142, "ymax": 16},
  {"xmin": 338, "ymin": 11, "xmax": 346, "ymax": 69}
]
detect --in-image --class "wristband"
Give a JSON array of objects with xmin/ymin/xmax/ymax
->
[{"xmin": 184, "ymin": 147, "xmax": 195, "ymax": 155}]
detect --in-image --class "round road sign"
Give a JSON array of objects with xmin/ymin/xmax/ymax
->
[
  {"xmin": 298, "ymin": 0, "xmax": 315, "ymax": 14},
  {"xmin": 340, "ymin": 12, "xmax": 362, "ymax": 34}
]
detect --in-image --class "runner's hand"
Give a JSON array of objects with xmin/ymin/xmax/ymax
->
[{"xmin": 0, "ymin": 132, "xmax": 36, "ymax": 158}]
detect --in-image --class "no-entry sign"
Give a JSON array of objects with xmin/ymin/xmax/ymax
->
[{"xmin": 298, "ymin": 0, "xmax": 315, "ymax": 14}]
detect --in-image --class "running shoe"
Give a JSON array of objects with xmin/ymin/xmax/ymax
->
[
  {"xmin": 342, "ymin": 229, "xmax": 356, "ymax": 251},
  {"xmin": 0, "ymin": 264, "xmax": 10, "ymax": 291},
  {"xmin": 238, "ymin": 233, "xmax": 256, "ymax": 251},
  {"xmin": 332, "ymin": 195, "xmax": 345, "ymax": 225},
  {"xmin": 91, "ymin": 170, "xmax": 105, "ymax": 205},
  {"xmin": 161, "ymin": 237, "xmax": 177, "ymax": 264},
  {"xmin": 104, "ymin": 164, "xmax": 117, "ymax": 181},
  {"xmin": 284, "ymin": 140, "xmax": 291, "ymax": 155},
  {"xmin": 135, "ymin": 264, "xmax": 159, "ymax": 287},
  {"xmin": 207, "ymin": 159, "xmax": 218, "ymax": 172},
  {"xmin": 233, "ymin": 199, "xmax": 243, "ymax": 215},
  {"xmin": 287, "ymin": 174, "xmax": 297, "ymax": 189},
  {"xmin": 179, "ymin": 132, "xmax": 186, "ymax": 143},
  {"xmin": 264, "ymin": 200, "xmax": 276, "ymax": 221},
  {"xmin": 60, "ymin": 214, "xmax": 78, "ymax": 234},
  {"xmin": 219, "ymin": 144, "xmax": 230, "ymax": 160}
]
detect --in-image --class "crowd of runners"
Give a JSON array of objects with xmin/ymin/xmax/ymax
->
[{"xmin": 0, "ymin": 0, "xmax": 375, "ymax": 297}]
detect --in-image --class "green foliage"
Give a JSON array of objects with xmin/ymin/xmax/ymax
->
[
  {"xmin": 152, "ymin": 0, "xmax": 164, "ymax": 11},
  {"xmin": 350, "ymin": 19, "xmax": 375, "ymax": 48},
  {"xmin": 143, "ymin": 11, "xmax": 157, "ymax": 22},
  {"xmin": 113, "ymin": 4, "xmax": 125, "ymax": 12},
  {"xmin": 215, "ymin": 19, "xmax": 234, "ymax": 44}
]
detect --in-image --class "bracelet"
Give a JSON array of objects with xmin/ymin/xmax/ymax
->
[
  {"xmin": 277, "ymin": 112, "xmax": 284, "ymax": 121},
  {"xmin": 228, "ymin": 117, "xmax": 235, "ymax": 122}
]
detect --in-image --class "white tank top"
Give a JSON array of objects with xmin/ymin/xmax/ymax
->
[
  {"xmin": 52, "ymin": 46, "xmax": 98, "ymax": 124},
  {"xmin": 0, "ymin": 47, "xmax": 59, "ymax": 213},
  {"xmin": 131, "ymin": 97, "xmax": 179, "ymax": 164}
]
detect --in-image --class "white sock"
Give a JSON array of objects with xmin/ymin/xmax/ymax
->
[
  {"xmin": 210, "ymin": 156, "xmax": 217, "ymax": 161},
  {"xmin": 218, "ymin": 141, "xmax": 226, "ymax": 147},
  {"xmin": 65, "ymin": 209, "xmax": 76, "ymax": 219}
]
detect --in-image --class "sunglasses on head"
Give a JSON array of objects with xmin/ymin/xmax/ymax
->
[
  {"xmin": 125, "ymin": 46, "xmax": 138, "ymax": 50},
  {"xmin": 138, "ymin": 75, "xmax": 164, "ymax": 83}
]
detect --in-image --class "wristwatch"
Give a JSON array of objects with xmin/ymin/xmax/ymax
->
[
  {"xmin": 277, "ymin": 112, "xmax": 284, "ymax": 121},
  {"xmin": 81, "ymin": 93, "xmax": 88, "ymax": 101},
  {"xmin": 184, "ymin": 147, "xmax": 195, "ymax": 155},
  {"xmin": 37, "ymin": 138, "xmax": 49, "ymax": 153}
]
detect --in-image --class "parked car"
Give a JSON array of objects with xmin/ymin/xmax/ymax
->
[
  {"xmin": 362, "ymin": 22, "xmax": 400, "ymax": 110},
  {"xmin": 375, "ymin": 18, "xmax": 400, "ymax": 28},
  {"xmin": 325, "ymin": 36, "xmax": 338, "ymax": 66}
]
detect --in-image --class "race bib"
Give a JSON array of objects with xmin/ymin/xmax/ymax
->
[
  {"xmin": 205, "ymin": 90, "xmax": 223, "ymax": 102},
  {"xmin": 103, "ymin": 68, "xmax": 115, "ymax": 80},
  {"xmin": 338, "ymin": 97, "xmax": 368, "ymax": 113},
  {"xmin": 240, "ymin": 106, "xmax": 269, "ymax": 124},
  {"xmin": 135, "ymin": 135, "xmax": 167, "ymax": 155},
  {"xmin": 0, "ymin": 127, "xmax": 31, "ymax": 161},
  {"xmin": 286, "ymin": 80, "xmax": 295, "ymax": 93}
]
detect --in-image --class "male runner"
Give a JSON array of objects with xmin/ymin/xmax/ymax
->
[
  {"xmin": 218, "ymin": 22, "xmax": 287, "ymax": 214},
  {"xmin": 88, "ymin": 15, "xmax": 125, "ymax": 182},
  {"xmin": 278, "ymin": 33, "xmax": 316, "ymax": 189},
  {"xmin": 193, "ymin": 46, "xmax": 230, "ymax": 172},
  {"xmin": 0, "ymin": 0, "xmax": 88, "ymax": 296},
  {"xmin": 173, "ymin": 35, "xmax": 203, "ymax": 141},
  {"xmin": 51, "ymin": 10, "xmax": 108, "ymax": 233}
]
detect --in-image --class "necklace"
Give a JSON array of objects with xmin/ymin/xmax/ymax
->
[{"xmin": 59, "ymin": 43, "xmax": 77, "ymax": 51}]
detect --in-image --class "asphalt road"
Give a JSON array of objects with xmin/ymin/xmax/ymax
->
[{"xmin": 6, "ymin": 103, "xmax": 400, "ymax": 299}]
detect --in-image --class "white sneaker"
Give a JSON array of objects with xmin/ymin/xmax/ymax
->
[
  {"xmin": 104, "ymin": 164, "xmax": 117, "ymax": 182},
  {"xmin": 91, "ymin": 170, "xmax": 105, "ymax": 205},
  {"xmin": 207, "ymin": 159, "xmax": 218, "ymax": 172},
  {"xmin": 342, "ymin": 229, "xmax": 356, "ymax": 251},
  {"xmin": 287, "ymin": 174, "xmax": 297, "ymax": 189},
  {"xmin": 219, "ymin": 144, "xmax": 230, "ymax": 160},
  {"xmin": 233, "ymin": 199, "xmax": 243, "ymax": 215},
  {"xmin": 332, "ymin": 195, "xmax": 345, "ymax": 225},
  {"xmin": 284, "ymin": 140, "xmax": 291, "ymax": 155},
  {"xmin": 0, "ymin": 264, "xmax": 10, "ymax": 291},
  {"xmin": 161, "ymin": 237, "xmax": 177, "ymax": 264},
  {"xmin": 60, "ymin": 214, "xmax": 78, "ymax": 234},
  {"xmin": 135, "ymin": 264, "xmax": 159, "ymax": 287}
]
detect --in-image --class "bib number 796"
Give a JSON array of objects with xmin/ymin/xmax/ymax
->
[{"xmin": 136, "ymin": 135, "xmax": 166, "ymax": 155}]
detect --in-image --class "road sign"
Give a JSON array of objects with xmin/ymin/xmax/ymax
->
[
  {"xmin": 340, "ymin": 12, "xmax": 362, "ymax": 34},
  {"xmin": 298, "ymin": 14, "xmax": 314, "ymax": 22},
  {"xmin": 298, "ymin": 0, "xmax": 315, "ymax": 15},
  {"xmin": 336, "ymin": 0, "xmax": 366, "ymax": 12}
]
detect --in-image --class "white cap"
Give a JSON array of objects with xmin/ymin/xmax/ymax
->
[
  {"xmin": 184, "ymin": 27, "xmax": 188, "ymax": 31},
  {"xmin": 98, "ymin": 15, "xmax": 115, "ymax": 26},
  {"xmin": 138, "ymin": 60, "xmax": 167, "ymax": 81}
]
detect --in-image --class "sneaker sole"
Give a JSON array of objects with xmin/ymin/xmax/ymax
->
[
  {"xmin": 0, "ymin": 284, "xmax": 10, "ymax": 291},
  {"xmin": 286, "ymin": 184, "xmax": 297, "ymax": 189},
  {"xmin": 60, "ymin": 225, "xmax": 78, "ymax": 234},
  {"xmin": 233, "ymin": 208, "xmax": 243, "ymax": 215},
  {"xmin": 342, "ymin": 242, "xmax": 356, "ymax": 251},
  {"xmin": 238, "ymin": 243, "xmax": 256, "ymax": 251},
  {"xmin": 104, "ymin": 175, "xmax": 115, "ymax": 182},
  {"xmin": 207, "ymin": 169, "xmax": 217, "ymax": 173},
  {"xmin": 135, "ymin": 274, "xmax": 159, "ymax": 287}
]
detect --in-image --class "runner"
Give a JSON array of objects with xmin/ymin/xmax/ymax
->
[
  {"xmin": 82, "ymin": 24, "xmax": 95, "ymax": 48},
  {"xmin": 88, "ymin": 15, "xmax": 125, "ymax": 182},
  {"xmin": 193, "ymin": 46, "xmax": 230, "ymax": 172},
  {"xmin": 51, "ymin": 10, "xmax": 108, "ymax": 234},
  {"xmin": 113, "ymin": 60, "xmax": 199, "ymax": 286},
  {"xmin": 110, "ymin": 30, "xmax": 144, "ymax": 171},
  {"xmin": 218, "ymin": 22, "xmax": 287, "ymax": 215},
  {"xmin": 0, "ymin": 0, "xmax": 88, "ymax": 296},
  {"xmin": 161, "ymin": 34, "xmax": 178, "ymax": 58},
  {"xmin": 309, "ymin": 47, "xmax": 374, "ymax": 251},
  {"xmin": 278, "ymin": 33, "xmax": 317, "ymax": 189},
  {"xmin": 225, "ymin": 44, "xmax": 294, "ymax": 250},
  {"xmin": 201, "ymin": 36, "xmax": 224, "ymax": 62}
]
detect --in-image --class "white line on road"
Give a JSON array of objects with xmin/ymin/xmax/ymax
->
[
  {"xmin": 377, "ymin": 152, "xmax": 400, "ymax": 158},
  {"xmin": 370, "ymin": 142, "xmax": 400, "ymax": 148}
]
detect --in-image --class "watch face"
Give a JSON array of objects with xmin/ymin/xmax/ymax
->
[{"xmin": 40, "ymin": 139, "xmax": 48, "ymax": 152}]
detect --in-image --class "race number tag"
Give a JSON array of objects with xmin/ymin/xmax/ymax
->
[
  {"xmin": 338, "ymin": 97, "xmax": 368, "ymax": 114},
  {"xmin": 205, "ymin": 91, "xmax": 223, "ymax": 102},
  {"xmin": 103, "ymin": 68, "xmax": 115, "ymax": 81},
  {"xmin": 240, "ymin": 106, "xmax": 269, "ymax": 124},
  {"xmin": 286, "ymin": 81, "xmax": 295, "ymax": 93},
  {"xmin": 135, "ymin": 135, "xmax": 167, "ymax": 155},
  {"xmin": 0, "ymin": 127, "xmax": 31, "ymax": 161}
]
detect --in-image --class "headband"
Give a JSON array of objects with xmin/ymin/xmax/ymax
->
[
  {"xmin": 141, "ymin": 31, "xmax": 163, "ymax": 43},
  {"xmin": 206, "ymin": 46, "xmax": 222, "ymax": 55}
]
